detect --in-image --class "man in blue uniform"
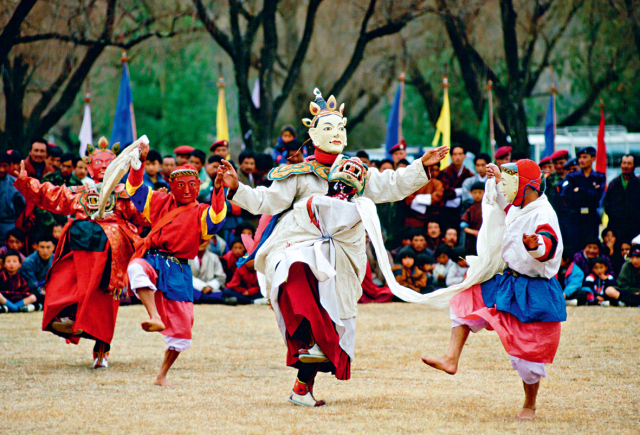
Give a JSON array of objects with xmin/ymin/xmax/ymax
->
[{"xmin": 561, "ymin": 146, "xmax": 606, "ymax": 252}]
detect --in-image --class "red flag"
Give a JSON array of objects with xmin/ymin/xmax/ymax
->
[{"xmin": 596, "ymin": 106, "xmax": 607, "ymax": 174}]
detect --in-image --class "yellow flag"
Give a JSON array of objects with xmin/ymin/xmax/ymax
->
[
  {"xmin": 432, "ymin": 87, "xmax": 451, "ymax": 167},
  {"xmin": 216, "ymin": 82, "xmax": 229, "ymax": 142}
]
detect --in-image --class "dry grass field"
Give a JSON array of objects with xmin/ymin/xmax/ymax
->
[{"xmin": 1, "ymin": 303, "xmax": 639, "ymax": 434}]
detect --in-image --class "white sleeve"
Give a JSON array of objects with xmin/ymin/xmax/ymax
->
[
  {"xmin": 364, "ymin": 159, "xmax": 429, "ymax": 204},
  {"xmin": 192, "ymin": 276, "xmax": 206, "ymax": 291},
  {"xmin": 229, "ymin": 176, "xmax": 298, "ymax": 215}
]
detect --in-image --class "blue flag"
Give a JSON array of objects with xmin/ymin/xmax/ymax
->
[
  {"xmin": 385, "ymin": 84, "xmax": 402, "ymax": 160},
  {"xmin": 110, "ymin": 65, "xmax": 135, "ymax": 148},
  {"xmin": 542, "ymin": 94, "xmax": 555, "ymax": 158}
]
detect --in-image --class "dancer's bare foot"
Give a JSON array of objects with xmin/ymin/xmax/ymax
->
[
  {"xmin": 154, "ymin": 375, "xmax": 174, "ymax": 387},
  {"xmin": 141, "ymin": 318, "xmax": 165, "ymax": 332},
  {"xmin": 421, "ymin": 355, "xmax": 458, "ymax": 374},
  {"xmin": 515, "ymin": 408, "xmax": 536, "ymax": 421}
]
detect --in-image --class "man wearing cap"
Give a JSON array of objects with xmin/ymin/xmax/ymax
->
[
  {"xmin": 546, "ymin": 150, "xmax": 571, "ymax": 242},
  {"xmin": 390, "ymin": 140, "xmax": 408, "ymax": 166},
  {"xmin": 545, "ymin": 150, "xmax": 568, "ymax": 193},
  {"xmin": 561, "ymin": 146, "xmax": 605, "ymax": 252},
  {"xmin": 494, "ymin": 146, "xmax": 512, "ymax": 166},
  {"xmin": 0, "ymin": 151, "xmax": 26, "ymax": 245},
  {"xmin": 603, "ymin": 155, "xmax": 640, "ymax": 244},
  {"xmin": 539, "ymin": 156, "xmax": 553, "ymax": 174},
  {"xmin": 174, "ymin": 145, "xmax": 195, "ymax": 166},
  {"xmin": 210, "ymin": 140, "xmax": 230, "ymax": 159}
]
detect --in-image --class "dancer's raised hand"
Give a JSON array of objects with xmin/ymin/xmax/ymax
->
[
  {"xmin": 421, "ymin": 145, "xmax": 450, "ymax": 167},
  {"xmin": 14, "ymin": 160, "xmax": 28, "ymax": 179},
  {"xmin": 216, "ymin": 160, "xmax": 239, "ymax": 189},
  {"xmin": 486, "ymin": 163, "xmax": 501, "ymax": 183}
]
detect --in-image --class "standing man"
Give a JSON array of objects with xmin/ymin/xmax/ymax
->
[
  {"xmin": 210, "ymin": 140, "xmax": 230, "ymax": 159},
  {"xmin": 42, "ymin": 153, "xmax": 83, "ymax": 188},
  {"xmin": 24, "ymin": 139, "xmax": 54, "ymax": 180},
  {"xmin": 160, "ymin": 155, "xmax": 177, "ymax": 184},
  {"xmin": 143, "ymin": 150, "xmax": 169, "ymax": 190},
  {"xmin": 46, "ymin": 145, "xmax": 63, "ymax": 171},
  {"xmin": 174, "ymin": 145, "xmax": 194, "ymax": 166},
  {"xmin": 494, "ymin": 146, "xmax": 512, "ymax": 166},
  {"xmin": 603, "ymin": 155, "xmax": 640, "ymax": 244},
  {"xmin": 438, "ymin": 144, "xmax": 473, "ymax": 232},
  {"xmin": 390, "ymin": 140, "xmax": 408, "ymax": 167},
  {"xmin": 0, "ymin": 152, "xmax": 26, "ymax": 245},
  {"xmin": 562, "ymin": 146, "xmax": 605, "ymax": 252}
]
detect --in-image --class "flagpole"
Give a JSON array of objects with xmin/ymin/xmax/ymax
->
[
  {"xmin": 121, "ymin": 51, "xmax": 137, "ymax": 140},
  {"xmin": 487, "ymin": 80, "xmax": 495, "ymax": 157},
  {"xmin": 550, "ymin": 65, "xmax": 557, "ymax": 152},
  {"xmin": 398, "ymin": 71, "xmax": 405, "ymax": 142}
]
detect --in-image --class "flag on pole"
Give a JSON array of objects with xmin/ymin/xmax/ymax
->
[
  {"xmin": 542, "ymin": 94, "xmax": 555, "ymax": 159},
  {"xmin": 79, "ymin": 94, "xmax": 93, "ymax": 157},
  {"xmin": 110, "ymin": 61, "xmax": 136, "ymax": 148},
  {"xmin": 252, "ymin": 78, "xmax": 260, "ymax": 109},
  {"xmin": 596, "ymin": 104, "xmax": 607, "ymax": 174},
  {"xmin": 432, "ymin": 79, "xmax": 451, "ymax": 167},
  {"xmin": 479, "ymin": 101, "xmax": 491, "ymax": 156},
  {"xmin": 385, "ymin": 78, "xmax": 404, "ymax": 159},
  {"xmin": 216, "ymin": 75, "xmax": 229, "ymax": 141}
]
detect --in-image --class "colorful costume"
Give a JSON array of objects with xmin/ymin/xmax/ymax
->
[
  {"xmin": 13, "ymin": 137, "xmax": 148, "ymax": 368},
  {"xmin": 228, "ymin": 89, "xmax": 434, "ymax": 406},
  {"xmin": 126, "ymin": 164, "xmax": 226, "ymax": 352}
]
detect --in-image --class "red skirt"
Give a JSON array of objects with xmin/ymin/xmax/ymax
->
[
  {"xmin": 278, "ymin": 262, "xmax": 351, "ymax": 380},
  {"xmin": 42, "ymin": 241, "xmax": 119, "ymax": 345},
  {"xmin": 359, "ymin": 260, "xmax": 393, "ymax": 303},
  {"xmin": 450, "ymin": 284, "xmax": 561, "ymax": 363}
]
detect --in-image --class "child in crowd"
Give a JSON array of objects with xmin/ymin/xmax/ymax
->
[
  {"xmin": 190, "ymin": 239, "xmax": 227, "ymax": 305},
  {"xmin": 0, "ymin": 250, "xmax": 41, "ymax": 313},
  {"xmin": 272, "ymin": 125, "xmax": 304, "ymax": 165},
  {"xmin": 51, "ymin": 224, "xmax": 63, "ymax": 241},
  {"xmin": 574, "ymin": 239, "xmax": 614, "ymax": 277},
  {"xmin": 392, "ymin": 251, "xmax": 427, "ymax": 293},
  {"xmin": 19, "ymin": 234, "xmax": 55, "ymax": 296},
  {"xmin": 603, "ymin": 244, "xmax": 640, "ymax": 307},
  {"xmin": 390, "ymin": 228, "xmax": 412, "ymax": 257},
  {"xmin": 583, "ymin": 257, "xmax": 615, "ymax": 306},
  {"xmin": 221, "ymin": 237, "xmax": 246, "ymax": 280},
  {"xmin": 0, "ymin": 228, "xmax": 26, "ymax": 261},
  {"xmin": 223, "ymin": 259, "xmax": 262, "ymax": 304},
  {"xmin": 397, "ymin": 229, "xmax": 432, "ymax": 268},
  {"xmin": 432, "ymin": 245, "xmax": 454, "ymax": 288},
  {"xmin": 612, "ymin": 241, "xmax": 632, "ymax": 278},
  {"xmin": 446, "ymin": 247, "xmax": 468, "ymax": 286},
  {"xmin": 559, "ymin": 251, "xmax": 587, "ymax": 305},
  {"xmin": 460, "ymin": 181, "xmax": 485, "ymax": 255}
]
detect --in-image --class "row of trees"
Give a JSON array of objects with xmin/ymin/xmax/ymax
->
[{"xmin": 1, "ymin": 0, "xmax": 639, "ymax": 155}]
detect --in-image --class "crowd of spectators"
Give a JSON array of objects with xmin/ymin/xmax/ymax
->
[{"xmin": 1, "ymin": 130, "xmax": 640, "ymax": 313}]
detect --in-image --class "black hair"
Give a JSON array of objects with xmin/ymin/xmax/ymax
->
[
  {"xmin": 589, "ymin": 256, "xmax": 607, "ymax": 269},
  {"xmin": 281, "ymin": 125, "xmax": 297, "ymax": 137},
  {"xmin": 47, "ymin": 146, "xmax": 63, "ymax": 158},
  {"xmin": 379, "ymin": 159, "xmax": 394, "ymax": 168},
  {"xmin": 235, "ymin": 221, "xmax": 255, "ymax": 237},
  {"xmin": 36, "ymin": 233, "xmax": 57, "ymax": 245},
  {"xmin": 8, "ymin": 150, "xmax": 23, "ymax": 164},
  {"xmin": 601, "ymin": 227, "xmax": 614, "ymax": 240},
  {"xmin": 163, "ymin": 155, "xmax": 176, "ymax": 163},
  {"xmin": 31, "ymin": 139, "xmax": 48, "ymax": 150},
  {"xmin": 397, "ymin": 158, "xmax": 410, "ymax": 166},
  {"xmin": 583, "ymin": 238, "xmax": 601, "ymax": 249},
  {"xmin": 450, "ymin": 143, "xmax": 465, "ymax": 155},
  {"xmin": 621, "ymin": 154, "xmax": 636, "ymax": 167},
  {"xmin": 356, "ymin": 150, "xmax": 370, "ymax": 159},
  {"xmin": 444, "ymin": 227, "xmax": 458, "ymax": 236},
  {"xmin": 60, "ymin": 152, "xmax": 75, "ymax": 165},
  {"xmin": 208, "ymin": 155, "xmax": 224, "ymax": 164},
  {"xmin": 153, "ymin": 182, "xmax": 169, "ymax": 191},
  {"xmin": 474, "ymin": 153, "xmax": 491, "ymax": 165},
  {"xmin": 255, "ymin": 153, "xmax": 274, "ymax": 172},
  {"xmin": 3, "ymin": 249, "xmax": 22, "ymax": 263},
  {"xmin": 238, "ymin": 150, "xmax": 255, "ymax": 165},
  {"xmin": 452, "ymin": 246, "xmax": 466, "ymax": 261},
  {"xmin": 434, "ymin": 245, "xmax": 452, "ymax": 258},
  {"xmin": 5, "ymin": 228, "xmax": 25, "ymax": 243},
  {"xmin": 470, "ymin": 181, "xmax": 486, "ymax": 191},
  {"xmin": 561, "ymin": 250, "xmax": 574, "ymax": 260},
  {"xmin": 146, "ymin": 150, "xmax": 162, "ymax": 164},
  {"xmin": 399, "ymin": 250, "xmax": 416, "ymax": 260},
  {"xmin": 230, "ymin": 237, "xmax": 245, "ymax": 249},
  {"xmin": 0, "ymin": 152, "xmax": 10, "ymax": 164},
  {"xmin": 189, "ymin": 149, "xmax": 206, "ymax": 165},
  {"xmin": 411, "ymin": 228, "xmax": 426, "ymax": 239}
]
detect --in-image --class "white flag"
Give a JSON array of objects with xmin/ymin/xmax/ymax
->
[
  {"xmin": 252, "ymin": 78, "xmax": 260, "ymax": 109},
  {"xmin": 79, "ymin": 103, "xmax": 93, "ymax": 157}
]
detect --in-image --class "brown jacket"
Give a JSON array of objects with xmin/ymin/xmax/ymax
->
[
  {"xmin": 404, "ymin": 178, "xmax": 444, "ymax": 227},
  {"xmin": 392, "ymin": 265, "xmax": 427, "ymax": 292}
]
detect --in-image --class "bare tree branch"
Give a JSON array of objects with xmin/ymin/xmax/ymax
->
[
  {"xmin": 0, "ymin": 0, "xmax": 38, "ymax": 62},
  {"xmin": 193, "ymin": 0, "xmax": 234, "ymax": 56}
]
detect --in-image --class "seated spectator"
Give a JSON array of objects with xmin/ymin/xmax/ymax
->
[
  {"xmin": 19, "ymin": 234, "xmax": 55, "ymax": 295},
  {"xmin": 442, "ymin": 227, "xmax": 458, "ymax": 248},
  {"xmin": 359, "ymin": 259, "xmax": 393, "ymax": 303},
  {"xmin": 583, "ymin": 256, "xmax": 615, "ymax": 306},
  {"xmin": 378, "ymin": 159, "xmax": 394, "ymax": 172},
  {"xmin": 461, "ymin": 152, "xmax": 490, "ymax": 208},
  {"xmin": 366, "ymin": 235, "xmax": 393, "ymax": 287},
  {"xmin": 0, "ymin": 228, "xmax": 26, "ymax": 261},
  {"xmin": 603, "ymin": 244, "xmax": 640, "ymax": 307},
  {"xmin": 404, "ymin": 173, "xmax": 444, "ymax": 229},
  {"xmin": 234, "ymin": 221, "xmax": 255, "ymax": 239},
  {"xmin": 614, "ymin": 242, "xmax": 633, "ymax": 276},
  {"xmin": 574, "ymin": 239, "xmax": 614, "ymax": 277},
  {"xmin": 433, "ymin": 245, "xmax": 454, "ymax": 288},
  {"xmin": 207, "ymin": 234, "xmax": 227, "ymax": 257},
  {"xmin": 559, "ymin": 251, "xmax": 586, "ymax": 305},
  {"xmin": 396, "ymin": 159, "xmax": 409, "ymax": 169},
  {"xmin": 446, "ymin": 247, "xmax": 468, "ymax": 286},
  {"xmin": 396, "ymin": 229, "xmax": 432, "ymax": 268},
  {"xmin": 254, "ymin": 153, "xmax": 275, "ymax": 187},
  {"xmin": 425, "ymin": 220, "xmax": 442, "ymax": 253},
  {"xmin": 389, "ymin": 228, "xmax": 412, "ymax": 257},
  {"xmin": 392, "ymin": 251, "xmax": 427, "ymax": 293},
  {"xmin": 46, "ymin": 144, "xmax": 63, "ymax": 170},
  {"xmin": 223, "ymin": 259, "xmax": 262, "ymax": 304},
  {"xmin": 0, "ymin": 250, "xmax": 41, "ymax": 312},
  {"xmin": 355, "ymin": 151, "xmax": 371, "ymax": 167},
  {"xmin": 272, "ymin": 125, "xmax": 304, "ymax": 165},
  {"xmin": 51, "ymin": 224, "xmax": 63, "ymax": 241},
  {"xmin": 601, "ymin": 227, "xmax": 617, "ymax": 258},
  {"xmin": 190, "ymin": 239, "xmax": 227, "ymax": 305},
  {"xmin": 460, "ymin": 181, "xmax": 484, "ymax": 255},
  {"xmin": 143, "ymin": 150, "xmax": 169, "ymax": 190},
  {"xmin": 221, "ymin": 237, "xmax": 245, "ymax": 279},
  {"xmin": 1, "ymin": 151, "xmax": 26, "ymax": 244}
]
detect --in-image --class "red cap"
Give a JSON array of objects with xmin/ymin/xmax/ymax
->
[
  {"xmin": 539, "ymin": 156, "xmax": 552, "ymax": 165},
  {"xmin": 390, "ymin": 138, "xmax": 407, "ymax": 154},
  {"xmin": 174, "ymin": 145, "xmax": 195, "ymax": 155},
  {"xmin": 210, "ymin": 140, "xmax": 229, "ymax": 152},
  {"xmin": 550, "ymin": 149, "xmax": 569, "ymax": 161},
  {"xmin": 494, "ymin": 146, "xmax": 512, "ymax": 159}
]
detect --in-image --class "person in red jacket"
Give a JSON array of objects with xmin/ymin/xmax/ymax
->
[{"xmin": 223, "ymin": 259, "xmax": 261, "ymax": 304}]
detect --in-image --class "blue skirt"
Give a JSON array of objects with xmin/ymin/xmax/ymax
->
[
  {"xmin": 481, "ymin": 271, "xmax": 567, "ymax": 323},
  {"xmin": 144, "ymin": 253, "xmax": 194, "ymax": 303}
]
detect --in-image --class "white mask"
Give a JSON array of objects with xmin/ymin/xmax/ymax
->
[
  {"xmin": 308, "ymin": 113, "xmax": 347, "ymax": 154},
  {"xmin": 500, "ymin": 169, "xmax": 519, "ymax": 204}
]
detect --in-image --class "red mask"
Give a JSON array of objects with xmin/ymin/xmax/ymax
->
[
  {"xmin": 171, "ymin": 176, "xmax": 200, "ymax": 204},
  {"xmin": 88, "ymin": 151, "xmax": 115, "ymax": 182}
]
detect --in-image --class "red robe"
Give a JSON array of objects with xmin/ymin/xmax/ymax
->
[{"xmin": 14, "ymin": 177, "xmax": 148, "ymax": 345}]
